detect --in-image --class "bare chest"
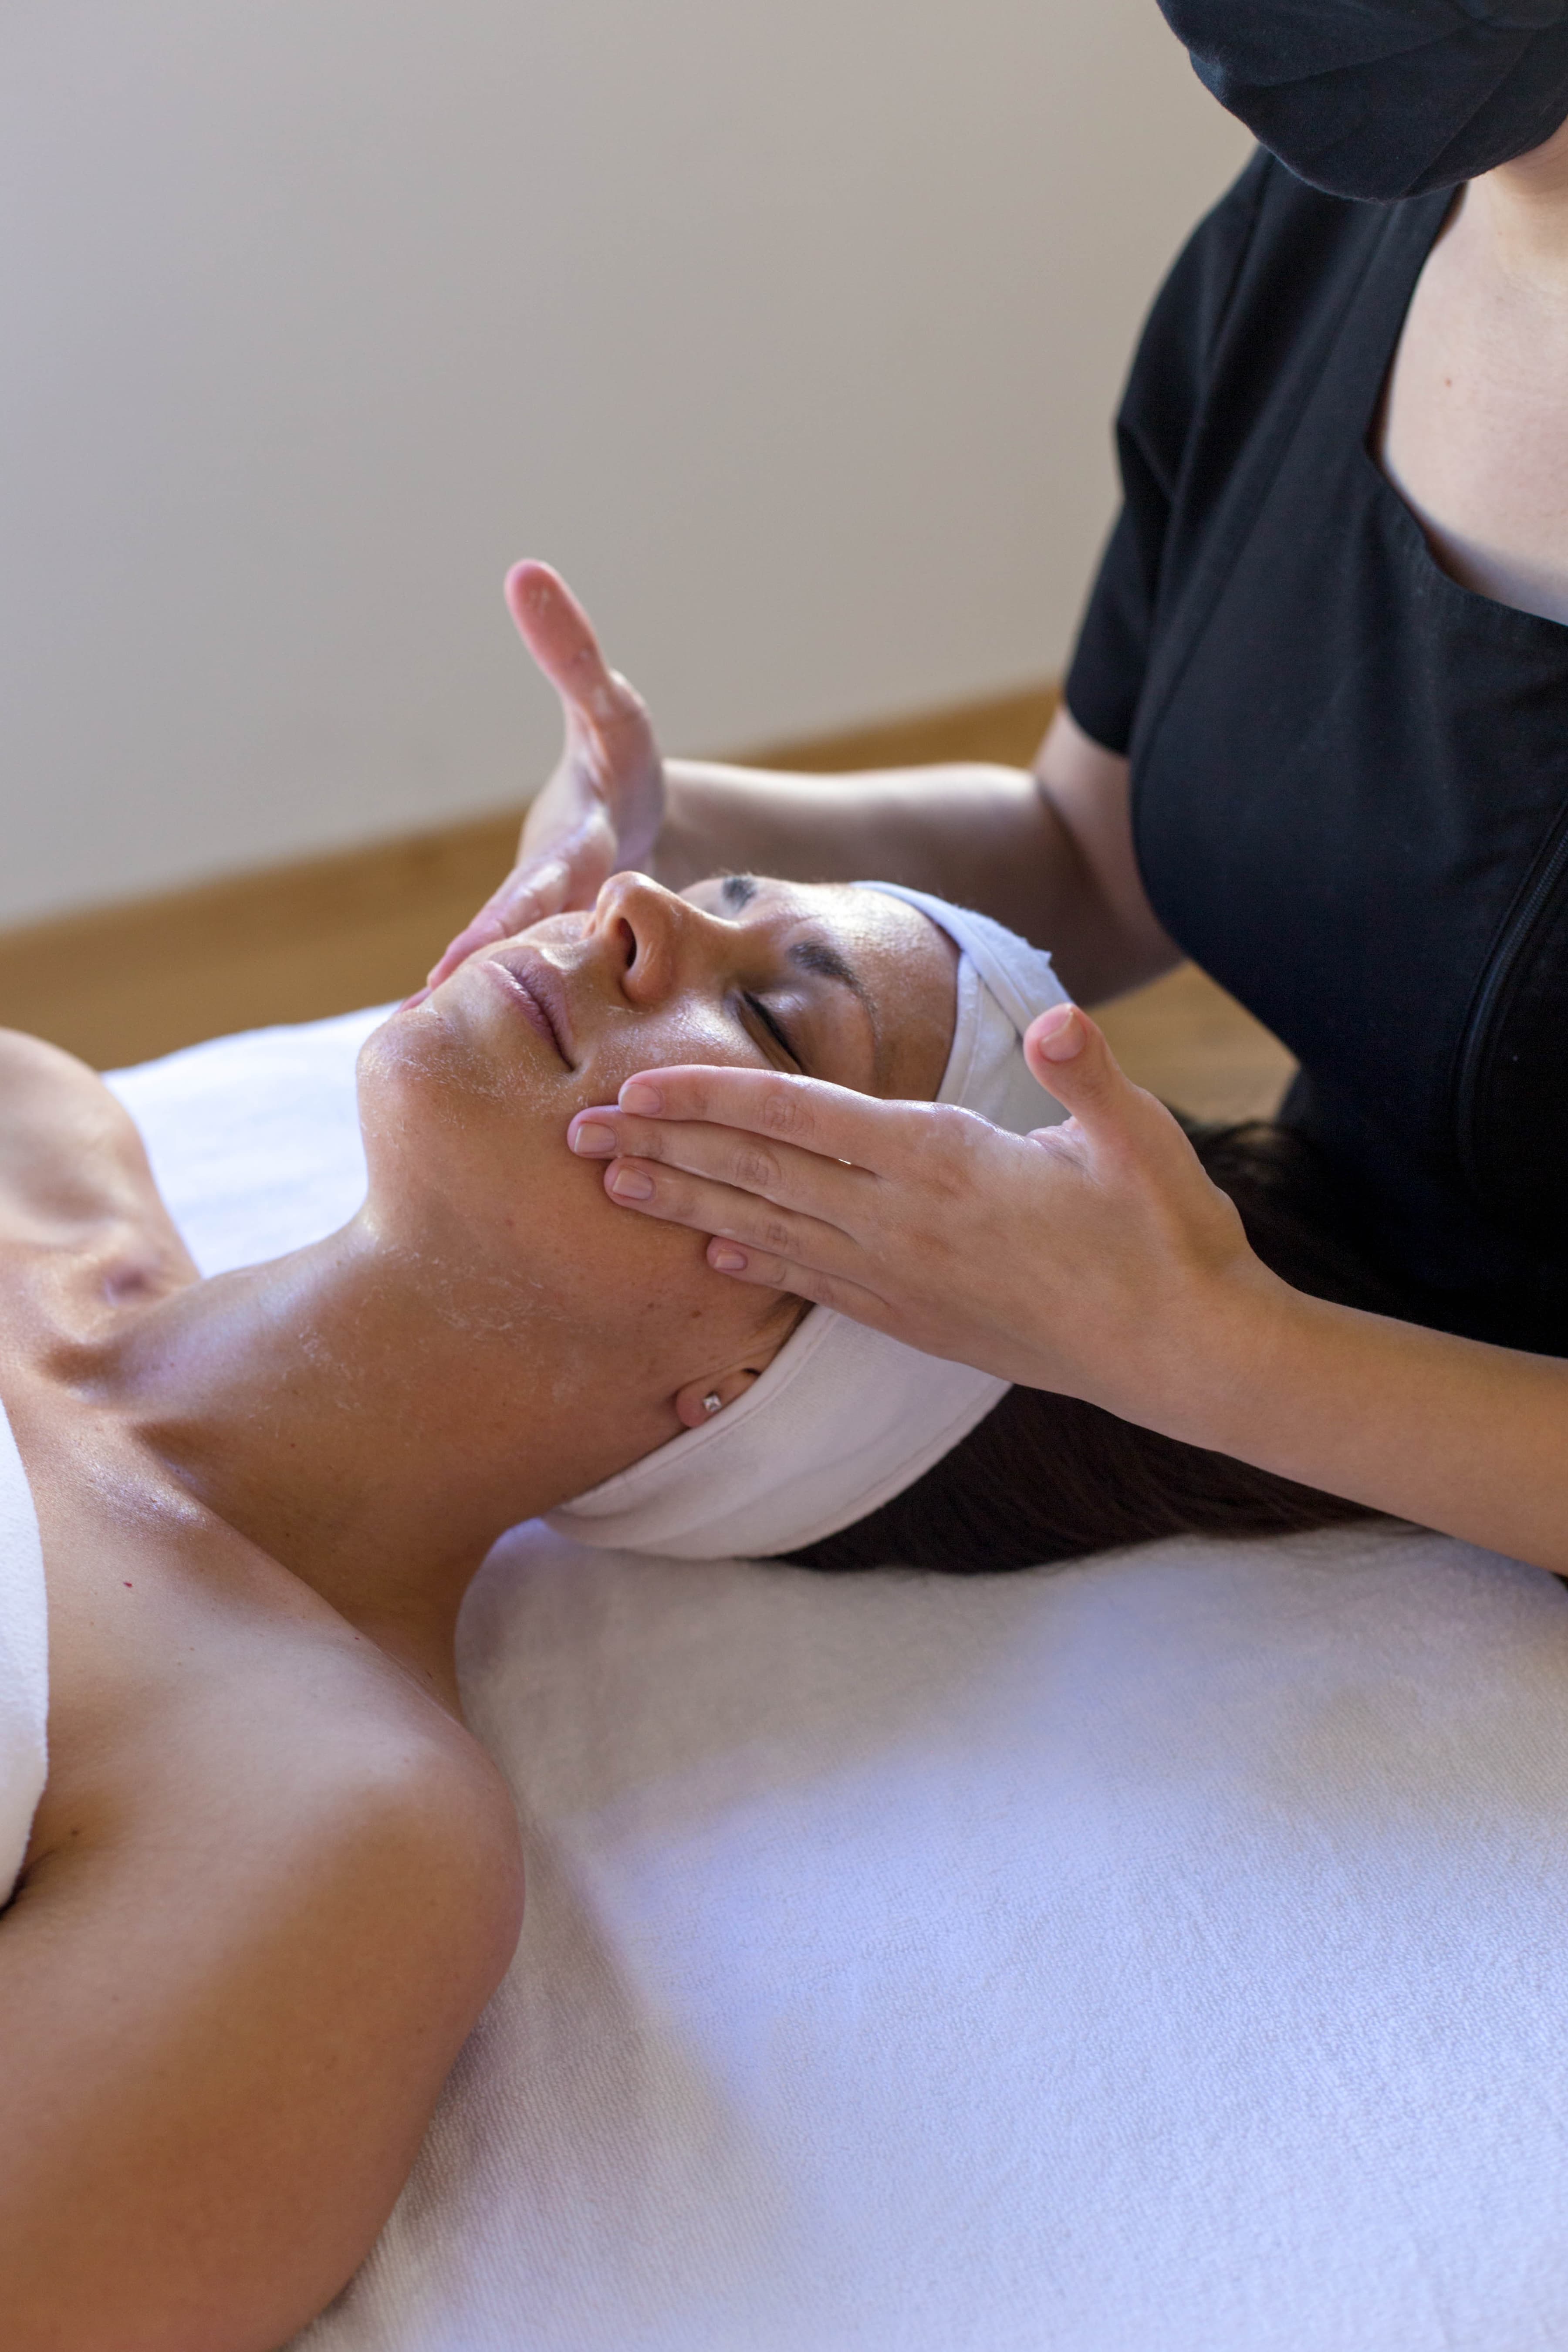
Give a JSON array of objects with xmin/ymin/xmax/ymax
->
[{"xmin": 1378, "ymin": 220, "xmax": 1568, "ymax": 625}]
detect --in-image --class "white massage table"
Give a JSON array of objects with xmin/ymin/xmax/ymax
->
[{"xmin": 110, "ymin": 1010, "xmax": 1568, "ymax": 2352}]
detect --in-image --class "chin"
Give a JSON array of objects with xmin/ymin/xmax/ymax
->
[{"xmin": 353, "ymin": 988, "xmax": 554, "ymax": 1193}]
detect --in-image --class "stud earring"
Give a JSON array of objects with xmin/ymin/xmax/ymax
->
[{"xmin": 702, "ymin": 1392, "xmax": 723, "ymax": 1416}]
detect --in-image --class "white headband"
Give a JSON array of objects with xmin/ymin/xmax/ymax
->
[{"xmin": 545, "ymin": 884, "xmax": 1069, "ymax": 1561}]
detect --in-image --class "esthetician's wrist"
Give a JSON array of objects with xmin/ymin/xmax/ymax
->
[
  {"xmin": 650, "ymin": 760, "xmax": 732, "ymax": 891},
  {"xmin": 1134, "ymin": 1251, "xmax": 1320, "ymax": 1463}
]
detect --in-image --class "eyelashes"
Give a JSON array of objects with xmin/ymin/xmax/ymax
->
[{"xmin": 743, "ymin": 992, "xmax": 803, "ymax": 1071}]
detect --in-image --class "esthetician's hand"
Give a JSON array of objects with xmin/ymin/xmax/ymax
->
[
  {"xmin": 421, "ymin": 562, "xmax": 665, "ymax": 995},
  {"xmin": 567, "ymin": 1006, "xmax": 1283, "ymax": 1434}
]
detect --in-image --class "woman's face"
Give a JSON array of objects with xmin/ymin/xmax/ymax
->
[{"xmin": 356, "ymin": 873, "xmax": 956, "ymax": 1438}]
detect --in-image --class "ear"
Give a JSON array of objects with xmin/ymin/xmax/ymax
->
[{"xmin": 671, "ymin": 1311, "xmax": 801, "ymax": 1430}]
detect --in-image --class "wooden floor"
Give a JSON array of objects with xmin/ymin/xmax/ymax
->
[{"xmin": 0, "ymin": 683, "xmax": 1295, "ymax": 1119}]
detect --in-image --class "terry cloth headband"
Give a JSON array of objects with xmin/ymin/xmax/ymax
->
[
  {"xmin": 1157, "ymin": 0, "xmax": 1568, "ymax": 199},
  {"xmin": 544, "ymin": 884, "xmax": 1069, "ymax": 1562}
]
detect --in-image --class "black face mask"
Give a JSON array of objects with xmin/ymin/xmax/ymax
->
[{"xmin": 1157, "ymin": 0, "xmax": 1568, "ymax": 199}]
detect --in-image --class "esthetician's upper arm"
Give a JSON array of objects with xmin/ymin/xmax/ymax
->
[{"xmin": 0, "ymin": 1657, "xmax": 523, "ymax": 2352}]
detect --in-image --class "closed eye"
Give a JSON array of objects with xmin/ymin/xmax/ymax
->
[{"xmin": 743, "ymin": 993, "xmax": 803, "ymax": 1071}]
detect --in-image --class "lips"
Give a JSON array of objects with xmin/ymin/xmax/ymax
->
[{"xmin": 481, "ymin": 946, "xmax": 577, "ymax": 1066}]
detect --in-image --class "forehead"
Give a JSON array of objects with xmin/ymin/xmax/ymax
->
[{"xmin": 683, "ymin": 874, "xmax": 958, "ymax": 1099}]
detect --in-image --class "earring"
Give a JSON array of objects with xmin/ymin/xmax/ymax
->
[{"xmin": 702, "ymin": 1392, "xmax": 723, "ymax": 1416}]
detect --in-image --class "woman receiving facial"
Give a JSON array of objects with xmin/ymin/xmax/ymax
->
[{"xmin": 0, "ymin": 870, "xmax": 953, "ymax": 2352}]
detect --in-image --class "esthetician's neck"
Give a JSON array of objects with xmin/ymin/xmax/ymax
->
[
  {"xmin": 98, "ymin": 1217, "xmax": 667, "ymax": 1707},
  {"xmin": 1463, "ymin": 114, "xmax": 1568, "ymax": 288}
]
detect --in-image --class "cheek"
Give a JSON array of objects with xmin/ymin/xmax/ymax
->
[
  {"xmin": 577, "ymin": 1007, "xmax": 760, "ymax": 1104},
  {"xmin": 359, "ymin": 1003, "xmax": 554, "ymax": 1172},
  {"xmin": 501, "ymin": 1145, "xmax": 754, "ymax": 1346},
  {"xmin": 361, "ymin": 1004, "xmax": 770, "ymax": 1377}
]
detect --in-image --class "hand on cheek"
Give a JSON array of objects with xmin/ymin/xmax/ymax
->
[{"xmin": 564, "ymin": 1015, "xmax": 1277, "ymax": 1436}]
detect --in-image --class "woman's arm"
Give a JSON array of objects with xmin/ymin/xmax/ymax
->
[
  {"xmin": 653, "ymin": 704, "xmax": 1179, "ymax": 1007},
  {"xmin": 0, "ymin": 1648, "xmax": 523, "ymax": 2352},
  {"xmin": 424, "ymin": 565, "xmax": 1178, "ymax": 1009},
  {"xmin": 565, "ymin": 1011, "xmax": 1568, "ymax": 1575}
]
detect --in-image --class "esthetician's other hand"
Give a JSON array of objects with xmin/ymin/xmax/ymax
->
[
  {"xmin": 421, "ymin": 562, "xmax": 664, "ymax": 995},
  {"xmin": 567, "ymin": 1007, "xmax": 1283, "ymax": 1434}
]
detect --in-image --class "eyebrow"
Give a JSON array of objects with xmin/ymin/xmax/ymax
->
[
  {"xmin": 788, "ymin": 937, "xmax": 884, "ymax": 1088},
  {"xmin": 721, "ymin": 871, "xmax": 884, "ymax": 1078},
  {"xmin": 789, "ymin": 936, "xmax": 873, "ymax": 1018}
]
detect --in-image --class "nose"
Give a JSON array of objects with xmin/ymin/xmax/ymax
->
[{"xmin": 591, "ymin": 871, "xmax": 727, "ymax": 1009}]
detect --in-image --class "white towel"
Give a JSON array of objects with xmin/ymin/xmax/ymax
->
[
  {"xmin": 105, "ymin": 1011, "xmax": 1568, "ymax": 2352},
  {"xmin": 0, "ymin": 1393, "xmax": 48, "ymax": 1911}
]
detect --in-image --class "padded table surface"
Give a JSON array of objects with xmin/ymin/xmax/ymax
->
[{"xmin": 109, "ymin": 1010, "xmax": 1568, "ymax": 2352}]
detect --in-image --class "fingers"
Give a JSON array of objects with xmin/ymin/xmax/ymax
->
[
  {"xmin": 425, "ymin": 906, "xmax": 517, "ymax": 993},
  {"xmin": 424, "ymin": 860, "xmax": 568, "ymax": 992},
  {"xmin": 694, "ymin": 1237, "xmax": 904, "ymax": 1330},
  {"xmin": 568, "ymin": 1105, "xmax": 870, "ymax": 1223},
  {"xmin": 504, "ymin": 561, "xmax": 646, "ymax": 735},
  {"xmin": 605, "ymin": 1063, "xmax": 910, "ymax": 1173},
  {"xmin": 591, "ymin": 1152, "xmax": 872, "ymax": 1286},
  {"xmin": 425, "ymin": 816, "xmax": 615, "ymax": 990}
]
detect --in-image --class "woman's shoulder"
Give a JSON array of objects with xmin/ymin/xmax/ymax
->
[
  {"xmin": 1065, "ymin": 160, "xmax": 1440, "ymax": 754},
  {"xmin": 0, "ymin": 1030, "xmax": 194, "ymax": 1290},
  {"xmin": 0, "ymin": 1438, "xmax": 522, "ymax": 2352},
  {"xmin": 27, "ymin": 1408, "xmax": 518, "ymax": 1892}
]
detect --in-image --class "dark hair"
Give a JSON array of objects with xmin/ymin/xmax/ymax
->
[{"xmin": 787, "ymin": 1119, "xmax": 1421, "ymax": 1576}]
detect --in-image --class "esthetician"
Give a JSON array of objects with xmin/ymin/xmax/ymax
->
[{"xmin": 431, "ymin": 0, "xmax": 1568, "ymax": 1575}]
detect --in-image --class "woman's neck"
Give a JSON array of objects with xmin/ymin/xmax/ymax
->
[
  {"xmin": 1464, "ymin": 113, "xmax": 1568, "ymax": 290},
  {"xmin": 92, "ymin": 1217, "xmax": 673, "ymax": 1706}
]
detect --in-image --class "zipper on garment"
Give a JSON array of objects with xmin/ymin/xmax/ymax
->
[{"xmin": 1451, "ymin": 798, "xmax": 1568, "ymax": 1201}]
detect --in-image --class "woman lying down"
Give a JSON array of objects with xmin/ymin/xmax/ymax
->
[{"xmin": 0, "ymin": 865, "xmax": 1369, "ymax": 2349}]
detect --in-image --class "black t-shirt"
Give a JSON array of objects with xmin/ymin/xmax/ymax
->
[{"xmin": 1066, "ymin": 151, "xmax": 1568, "ymax": 1352}]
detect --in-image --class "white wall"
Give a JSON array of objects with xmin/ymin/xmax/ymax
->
[{"xmin": 0, "ymin": 2, "xmax": 1248, "ymax": 927}]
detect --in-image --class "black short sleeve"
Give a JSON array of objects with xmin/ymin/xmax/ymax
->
[
  {"xmin": 1071, "ymin": 144, "xmax": 1568, "ymax": 1347},
  {"xmin": 1064, "ymin": 152, "xmax": 1271, "ymax": 754}
]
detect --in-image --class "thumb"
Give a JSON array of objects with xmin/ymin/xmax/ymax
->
[
  {"xmin": 1023, "ymin": 1004, "xmax": 1140, "ymax": 1134},
  {"xmin": 504, "ymin": 560, "xmax": 641, "ymax": 731}
]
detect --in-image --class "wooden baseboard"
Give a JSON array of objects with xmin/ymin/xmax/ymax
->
[{"xmin": 0, "ymin": 683, "xmax": 1061, "ymax": 1070}]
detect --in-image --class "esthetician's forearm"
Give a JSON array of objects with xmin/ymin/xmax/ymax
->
[
  {"xmin": 655, "ymin": 757, "xmax": 1051, "ymax": 926},
  {"xmin": 655, "ymin": 753, "xmax": 1174, "ymax": 1005},
  {"xmin": 1179, "ymin": 1277, "xmax": 1568, "ymax": 1575}
]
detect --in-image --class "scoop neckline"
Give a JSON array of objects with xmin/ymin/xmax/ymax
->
[{"xmin": 1357, "ymin": 193, "xmax": 1568, "ymax": 639}]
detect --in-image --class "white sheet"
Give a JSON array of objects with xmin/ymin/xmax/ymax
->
[
  {"xmin": 0, "ymin": 1395, "xmax": 47, "ymax": 1911},
  {"xmin": 108, "ymin": 1014, "xmax": 1568, "ymax": 2352}
]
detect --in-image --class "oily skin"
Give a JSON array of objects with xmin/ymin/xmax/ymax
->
[
  {"xmin": 0, "ymin": 869, "xmax": 953, "ymax": 2351},
  {"xmin": 29, "ymin": 872, "xmax": 954, "ymax": 1709}
]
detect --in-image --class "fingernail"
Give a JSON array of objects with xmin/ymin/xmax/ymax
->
[
  {"xmin": 399, "ymin": 987, "xmax": 432, "ymax": 1011},
  {"xmin": 710, "ymin": 1245, "xmax": 747, "ymax": 1272},
  {"xmin": 608, "ymin": 1165, "xmax": 654, "ymax": 1201},
  {"xmin": 1032, "ymin": 1005, "xmax": 1083, "ymax": 1064},
  {"xmin": 570, "ymin": 1120, "xmax": 616, "ymax": 1156},
  {"xmin": 620, "ymin": 1078, "xmax": 663, "ymax": 1115}
]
